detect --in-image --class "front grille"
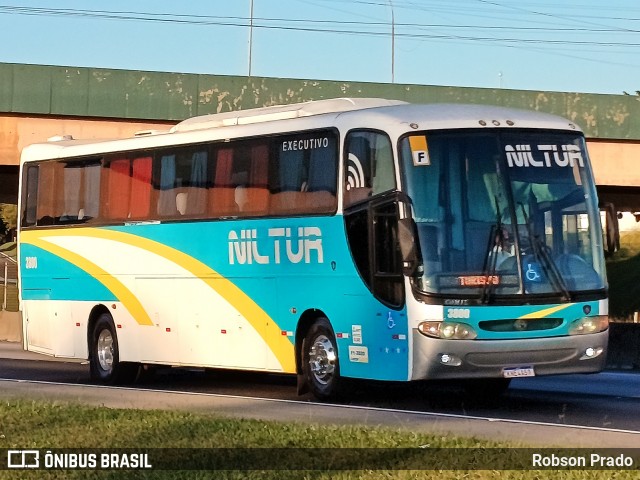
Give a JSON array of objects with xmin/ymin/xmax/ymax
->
[
  {"xmin": 466, "ymin": 348, "xmax": 576, "ymax": 367},
  {"xmin": 479, "ymin": 317, "xmax": 563, "ymax": 332}
]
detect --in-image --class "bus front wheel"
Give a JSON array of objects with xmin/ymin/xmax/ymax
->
[
  {"xmin": 89, "ymin": 313, "xmax": 138, "ymax": 384},
  {"xmin": 303, "ymin": 318, "xmax": 341, "ymax": 400}
]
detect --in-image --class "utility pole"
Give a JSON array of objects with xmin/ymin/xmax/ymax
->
[
  {"xmin": 388, "ymin": 0, "xmax": 395, "ymax": 83},
  {"xmin": 248, "ymin": 0, "xmax": 254, "ymax": 77}
]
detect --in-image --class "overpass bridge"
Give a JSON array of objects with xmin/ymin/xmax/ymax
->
[{"xmin": 0, "ymin": 62, "xmax": 638, "ymax": 214}]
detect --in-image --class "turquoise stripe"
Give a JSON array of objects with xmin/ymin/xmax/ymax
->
[{"xmin": 20, "ymin": 244, "xmax": 117, "ymax": 301}]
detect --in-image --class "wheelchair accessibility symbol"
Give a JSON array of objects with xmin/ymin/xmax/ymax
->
[{"xmin": 525, "ymin": 263, "xmax": 541, "ymax": 282}]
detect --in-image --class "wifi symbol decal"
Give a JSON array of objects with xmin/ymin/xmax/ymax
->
[{"xmin": 346, "ymin": 153, "xmax": 366, "ymax": 191}]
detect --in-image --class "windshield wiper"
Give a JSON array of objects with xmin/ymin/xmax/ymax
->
[
  {"xmin": 480, "ymin": 196, "xmax": 507, "ymax": 304},
  {"xmin": 519, "ymin": 204, "xmax": 570, "ymax": 301}
]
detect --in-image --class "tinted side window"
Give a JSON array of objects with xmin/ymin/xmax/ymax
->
[
  {"xmin": 27, "ymin": 159, "xmax": 101, "ymax": 226},
  {"xmin": 21, "ymin": 165, "xmax": 39, "ymax": 227},
  {"xmin": 155, "ymin": 147, "xmax": 208, "ymax": 217},
  {"xmin": 103, "ymin": 156, "xmax": 151, "ymax": 220},
  {"xmin": 344, "ymin": 131, "xmax": 395, "ymax": 207},
  {"xmin": 22, "ymin": 129, "xmax": 339, "ymax": 227},
  {"xmin": 270, "ymin": 132, "xmax": 338, "ymax": 216}
]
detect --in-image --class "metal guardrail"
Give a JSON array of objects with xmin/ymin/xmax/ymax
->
[
  {"xmin": 0, "ymin": 252, "xmax": 18, "ymax": 312},
  {"xmin": 0, "ymin": 251, "xmax": 16, "ymax": 265}
]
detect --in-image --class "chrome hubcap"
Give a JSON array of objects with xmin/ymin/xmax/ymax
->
[
  {"xmin": 97, "ymin": 329, "xmax": 114, "ymax": 372},
  {"xmin": 308, "ymin": 334, "xmax": 336, "ymax": 385}
]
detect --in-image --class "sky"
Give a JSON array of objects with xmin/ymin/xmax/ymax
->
[{"xmin": 0, "ymin": 0, "xmax": 638, "ymax": 95}]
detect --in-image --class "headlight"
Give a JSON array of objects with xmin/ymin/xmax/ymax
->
[
  {"xmin": 568, "ymin": 315, "xmax": 609, "ymax": 335},
  {"xmin": 418, "ymin": 321, "xmax": 477, "ymax": 340}
]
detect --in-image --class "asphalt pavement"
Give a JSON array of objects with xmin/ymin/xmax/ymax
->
[
  {"xmin": 2, "ymin": 340, "xmax": 640, "ymax": 447},
  {"xmin": 0, "ymin": 340, "xmax": 84, "ymax": 362}
]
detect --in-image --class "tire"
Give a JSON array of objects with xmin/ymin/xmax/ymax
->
[
  {"xmin": 302, "ymin": 318, "xmax": 341, "ymax": 400},
  {"xmin": 89, "ymin": 313, "xmax": 139, "ymax": 384}
]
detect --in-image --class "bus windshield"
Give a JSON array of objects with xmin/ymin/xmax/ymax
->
[{"xmin": 400, "ymin": 129, "xmax": 606, "ymax": 301}]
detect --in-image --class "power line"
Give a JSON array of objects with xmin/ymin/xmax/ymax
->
[
  {"xmin": 303, "ymin": 0, "xmax": 640, "ymax": 22},
  {"xmin": 473, "ymin": 0, "xmax": 640, "ymax": 34},
  {"xmin": 0, "ymin": 4, "xmax": 637, "ymax": 49},
  {"xmin": 0, "ymin": 5, "xmax": 638, "ymax": 32}
]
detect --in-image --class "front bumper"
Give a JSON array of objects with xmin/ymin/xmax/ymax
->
[{"xmin": 411, "ymin": 329, "xmax": 608, "ymax": 380}]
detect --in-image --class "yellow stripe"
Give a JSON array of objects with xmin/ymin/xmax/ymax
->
[
  {"xmin": 21, "ymin": 228, "xmax": 295, "ymax": 372},
  {"xmin": 518, "ymin": 304, "xmax": 570, "ymax": 319},
  {"xmin": 24, "ymin": 234, "xmax": 154, "ymax": 326}
]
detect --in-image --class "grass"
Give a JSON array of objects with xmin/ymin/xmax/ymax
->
[
  {"xmin": 0, "ymin": 399, "xmax": 635, "ymax": 479},
  {"xmin": 0, "ymin": 285, "xmax": 18, "ymax": 312}
]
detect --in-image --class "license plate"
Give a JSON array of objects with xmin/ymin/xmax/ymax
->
[{"xmin": 503, "ymin": 366, "xmax": 535, "ymax": 378}]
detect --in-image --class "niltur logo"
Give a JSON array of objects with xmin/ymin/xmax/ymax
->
[
  {"xmin": 505, "ymin": 144, "xmax": 584, "ymax": 168},
  {"xmin": 228, "ymin": 227, "xmax": 323, "ymax": 265}
]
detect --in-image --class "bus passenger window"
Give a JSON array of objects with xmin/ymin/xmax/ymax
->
[
  {"xmin": 22, "ymin": 166, "xmax": 39, "ymax": 227},
  {"xmin": 105, "ymin": 158, "xmax": 131, "ymax": 219},
  {"xmin": 36, "ymin": 162, "xmax": 64, "ymax": 224},
  {"xmin": 209, "ymin": 148, "xmax": 236, "ymax": 217},
  {"xmin": 306, "ymin": 138, "xmax": 337, "ymax": 213},
  {"xmin": 270, "ymin": 131, "xmax": 337, "ymax": 216},
  {"xmin": 60, "ymin": 161, "xmax": 103, "ymax": 224},
  {"xmin": 102, "ymin": 156, "xmax": 151, "ymax": 221},
  {"xmin": 61, "ymin": 165, "xmax": 82, "ymax": 221},
  {"xmin": 23, "ymin": 160, "xmax": 104, "ymax": 226},
  {"xmin": 184, "ymin": 150, "xmax": 208, "ymax": 215},
  {"xmin": 129, "ymin": 157, "xmax": 152, "ymax": 219},
  {"xmin": 271, "ymin": 147, "xmax": 306, "ymax": 215},
  {"xmin": 157, "ymin": 154, "xmax": 177, "ymax": 216},
  {"xmin": 82, "ymin": 163, "xmax": 101, "ymax": 220},
  {"xmin": 155, "ymin": 148, "xmax": 210, "ymax": 218},
  {"xmin": 241, "ymin": 144, "xmax": 270, "ymax": 215}
]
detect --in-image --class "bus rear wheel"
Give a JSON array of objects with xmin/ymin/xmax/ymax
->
[
  {"xmin": 303, "ymin": 318, "xmax": 341, "ymax": 400},
  {"xmin": 89, "ymin": 313, "xmax": 138, "ymax": 384}
]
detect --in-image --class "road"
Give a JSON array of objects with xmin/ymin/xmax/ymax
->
[{"xmin": 1, "ymin": 342, "xmax": 639, "ymax": 448}]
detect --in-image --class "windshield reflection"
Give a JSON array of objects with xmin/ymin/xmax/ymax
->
[{"xmin": 400, "ymin": 130, "xmax": 606, "ymax": 301}]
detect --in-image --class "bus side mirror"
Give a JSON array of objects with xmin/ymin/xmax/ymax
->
[
  {"xmin": 600, "ymin": 202, "xmax": 620, "ymax": 256},
  {"xmin": 398, "ymin": 218, "xmax": 419, "ymax": 276}
]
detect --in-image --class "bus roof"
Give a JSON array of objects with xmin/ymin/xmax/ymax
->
[
  {"xmin": 171, "ymin": 98, "xmax": 407, "ymax": 133},
  {"xmin": 20, "ymin": 99, "xmax": 583, "ymax": 163}
]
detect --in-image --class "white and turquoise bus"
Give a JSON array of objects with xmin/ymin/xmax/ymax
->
[{"xmin": 18, "ymin": 98, "xmax": 608, "ymax": 399}]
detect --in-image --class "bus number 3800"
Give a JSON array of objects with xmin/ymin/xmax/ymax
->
[
  {"xmin": 447, "ymin": 308, "xmax": 470, "ymax": 319},
  {"xmin": 25, "ymin": 257, "xmax": 38, "ymax": 269}
]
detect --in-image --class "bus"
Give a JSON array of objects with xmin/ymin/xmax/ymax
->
[{"xmin": 17, "ymin": 98, "xmax": 609, "ymax": 399}]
